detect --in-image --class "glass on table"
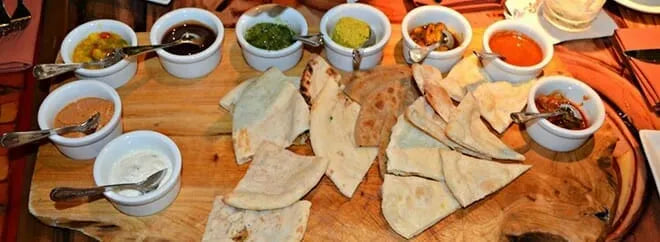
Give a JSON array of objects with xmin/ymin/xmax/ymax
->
[{"xmin": 542, "ymin": 0, "xmax": 607, "ymax": 32}]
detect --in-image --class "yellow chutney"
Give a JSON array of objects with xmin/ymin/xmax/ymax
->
[
  {"xmin": 331, "ymin": 17, "xmax": 371, "ymax": 49},
  {"xmin": 72, "ymin": 32, "xmax": 128, "ymax": 63}
]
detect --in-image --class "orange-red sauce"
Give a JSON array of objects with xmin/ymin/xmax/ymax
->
[{"xmin": 488, "ymin": 31, "xmax": 543, "ymax": 67}]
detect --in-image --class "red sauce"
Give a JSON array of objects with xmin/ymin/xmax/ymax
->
[
  {"xmin": 535, "ymin": 91, "xmax": 589, "ymax": 130},
  {"xmin": 488, "ymin": 31, "xmax": 543, "ymax": 67}
]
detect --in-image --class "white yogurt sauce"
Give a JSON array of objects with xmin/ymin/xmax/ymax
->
[{"xmin": 109, "ymin": 150, "xmax": 172, "ymax": 197}]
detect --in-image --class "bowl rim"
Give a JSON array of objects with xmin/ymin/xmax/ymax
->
[
  {"xmin": 37, "ymin": 80, "xmax": 123, "ymax": 146},
  {"xmin": 60, "ymin": 19, "xmax": 138, "ymax": 76},
  {"xmin": 483, "ymin": 19, "xmax": 554, "ymax": 72},
  {"xmin": 528, "ymin": 75, "xmax": 606, "ymax": 138},
  {"xmin": 401, "ymin": 5, "xmax": 473, "ymax": 59},
  {"xmin": 93, "ymin": 130, "xmax": 182, "ymax": 205},
  {"xmin": 320, "ymin": 3, "xmax": 392, "ymax": 56},
  {"xmin": 150, "ymin": 8, "xmax": 225, "ymax": 63},
  {"xmin": 235, "ymin": 4, "xmax": 307, "ymax": 58}
]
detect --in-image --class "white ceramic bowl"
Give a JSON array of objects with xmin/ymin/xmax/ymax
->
[
  {"xmin": 236, "ymin": 4, "xmax": 307, "ymax": 71},
  {"xmin": 482, "ymin": 20, "xmax": 554, "ymax": 83},
  {"xmin": 401, "ymin": 6, "xmax": 472, "ymax": 73},
  {"xmin": 60, "ymin": 20, "xmax": 138, "ymax": 89},
  {"xmin": 93, "ymin": 130, "xmax": 182, "ymax": 217},
  {"xmin": 150, "ymin": 8, "xmax": 224, "ymax": 79},
  {"xmin": 37, "ymin": 80, "xmax": 123, "ymax": 160},
  {"xmin": 526, "ymin": 76, "xmax": 605, "ymax": 152},
  {"xmin": 320, "ymin": 3, "xmax": 391, "ymax": 72}
]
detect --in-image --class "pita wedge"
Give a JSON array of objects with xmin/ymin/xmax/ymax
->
[
  {"xmin": 412, "ymin": 64, "xmax": 455, "ymax": 122},
  {"xmin": 473, "ymin": 80, "xmax": 536, "ymax": 133},
  {"xmin": 405, "ymin": 97, "xmax": 488, "ymax": 159},
  {"xmin": 230, "ymin": 68, "xmax": 310, "ymax": 164},
  {"xmin": 224, "ymin": 142, "xmax": 328, "ymax": 210},
  {"xmin": 441, "ymin": 54, "xmax": 491, "ymax": 101},
  {"xmin": 386, "ymin": 115, "xmax": 448, "ymax": 181},
  {"xmin": 445, "ymin": 93, "xmax": 525, "ymax": 161},
  {"xmin": 202, "ymin": 196, "xmax": 311, "ymax": 242},
  {"xmin": 310, "ymin": 78, "xmax": 377, "ymax": 198},
  {"xmin": 441, "ymin": 150, "xmax": 531, "ymax": 207},
  {"xmin": 300, "ymin": 55, "xmax": 341, "ymax": 105},
  {"xmin": 381, "ymin": 174, "xmax": 460, "ymax": 239}
]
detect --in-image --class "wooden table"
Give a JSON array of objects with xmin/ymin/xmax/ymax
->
[{"xmin": 28, "ymin": 11, "xmax": 660, "ymax": 242}]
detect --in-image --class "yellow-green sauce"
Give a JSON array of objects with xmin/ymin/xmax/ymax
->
[
  {"xmin": 331, "ymin": 17, "xmax": 370, "ymax": 49},
  {"xmin": 73, "ymin": 32, "xmax": 128, "ymax": 63}
]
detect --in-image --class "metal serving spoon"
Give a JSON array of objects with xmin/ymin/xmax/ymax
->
[
  {"xmin": 293, "ymin": 33, "xmax": 323, "ymax": 47},
  {"xmin": 50, "ymin": 168, "xmax": 168, "ymax": 202},
  {"xmin": 511, "ymin": 104, "xmax": 583, "ymax": 124},
  {"xmin": 0, "ymin": 113, "xmax": 100, "ymax": 148},
  {"xmin": 473, "ymin": 50, "xmax": 506, "ymax": 61},
  {"xmin": 33, "ymin": 33, "xmax": 205, "ymax": 80},
  {"xmin": 408, "ymin": 29, "xmax": 456, "ymax": 63},
  {"xmin": 352, "ymin": 27, "xmax": 378, "ymax": 70}
]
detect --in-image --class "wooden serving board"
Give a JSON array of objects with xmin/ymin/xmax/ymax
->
[{"xmin": 29, "ymin": 25, "xmax": 645, "ymax": 241}]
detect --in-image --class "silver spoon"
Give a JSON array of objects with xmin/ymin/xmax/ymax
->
[
  {"xmin": 293, "ymin": 33, "xmax": 323, "ymax": 47},
  {"xmin": 473, "ymin": 50, "xmax": 506, "ymax": 61},
  {"xmin": 408, "ymin": 29, "xmax": 456, "ymax": 63},
  {"xmin": 511, "ymin": 104, "xmax": 583, "ymax": 124},
  {"xmin": 50, "ymin": 168, "xmax": 168, "ymax": 202},
  {"xmin": 0, "ymin": 112, "xmax": 100, "ymax": 148},
  {"xmin": 33, "ymin": 33, "xmax": 205, "ymax": 80},
  {"xmin": 352, "ymin": 27, "xmax": 378, "ymax": 70}
]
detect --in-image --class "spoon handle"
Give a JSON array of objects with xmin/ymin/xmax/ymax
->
[
  {"xmin": 50, "ymin": 186, "xmax": 107, "ymax": 201},
  {"xmin": 293, "ymin": 33, "xmax": 323, "ymax": 47},
  {"xmin": 32, "ymin": 63, "xmax": 82, "ymax": 80},
  {"xmin": 120, "ymin": 40, "xmax": 184, "ymax": 57},
  {"xmin": 50, "ymin": 183, "xmax": 138, "ymax": 202},
  {"xmin": 0, "ymin": 125, "xmax": 78, "ymax": 148},
  {"xmin": 510, "ymin": 111, "xmax": 562, "ymax": 124}
]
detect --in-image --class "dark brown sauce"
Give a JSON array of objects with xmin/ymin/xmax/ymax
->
[{"xmin": 161, "ymin": 21, "xmax": 216, "ymax": 55}]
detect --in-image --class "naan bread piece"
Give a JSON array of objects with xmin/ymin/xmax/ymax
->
[
  {"xmin": 231, "ymin": 68, "xmax": 310, "ymax": 164},
  {"xmin": 412, "ymin": 64, "xmax": 455, "ymax": 122},
  {"xmin": 441, "ymin": 54, "xmax": 491, "ymax": 101},
  {"xmin": 310, "ymin": 78, "xmax": 377, "ymax": 198},
  {"xmin": 381, "ymin": 174, "xmax": 460, "ymax": 239},
  {"xmin": 405, "ymin": 97, "xmax": 489, "ymax": 159},
  {"xmin": 224, "ymin": 142, "xmax": 328, "ymax": 210},
  {"xmin": 441, "ymin": 150, "xmax": 531, "ymax": 207},
  {"xmin": 221, "ymin": 76, "xmax": 301, "ymax": 114},
  {"xmin": 300, "ymin": 55, "xmax": 341, "ymax": 105},
  {"xmin": 473, "ymin": 80, "xmax": 536, "ymax": 133},
  {"xmin": 202, "ymin": 196, "xmax": 311, "ymax": 242},
  {"xmin": 386, "ymin": 115, "xmax": 448, "ymax": 181},
  {"xmin": 344, "ymin": 65, "xmax": 419, "ymax": 147},
  {"xmin": 344, "ymin": 65, "xmax": 420, "ymax": 177},
  {"xmin": 446, "ymin": 93, "xmax": 525, "ymax": 161}
]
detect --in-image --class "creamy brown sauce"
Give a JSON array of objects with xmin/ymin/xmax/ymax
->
[{"xmin": 54, "ymin": 97, "xmax": 114, "ymax": 138}]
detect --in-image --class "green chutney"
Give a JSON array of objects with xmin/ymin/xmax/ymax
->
[{"xmin": 245, "ymin": 23, "xmax": 296, "ymax": 51}]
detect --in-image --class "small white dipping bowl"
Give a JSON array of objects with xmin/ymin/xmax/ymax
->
[
  {"xmin": 236, "ymin": 4, "xmax": 307, "ymax": 72},
  {"xmin": 37, "ymin": 80, "xmax": 123, "ymax": 160},
  {"xmin": 60, "ymin": 20, "xmax": 138, "ymax": 89},
  {"xmin": 320, "ymin": 3, "xmax": 392, "ymax": 72},
  {"xmin": 93, "ymin": 130, "xmax": 182, "ymax": 217},
  {"xmin": 525, "ymin": 76, "xmax": 605, "ymax": 152},
  {"xmin": 150, "ymin": 8, "xmax": 224, "ymax": 79},
  {"xmin": 401, "ymin": 6, "xmax": 472, "ymax": 73},
  {"xmin": 482, "ymin": 20, "xmax": 554, "ymax": 83}
]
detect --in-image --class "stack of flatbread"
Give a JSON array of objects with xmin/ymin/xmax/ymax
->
[
  {"xmin": 213, "ymin": 55, "xmax": 539, "ymax": 240},
  {"xmin": 380, "ymin": 59, "xmax": 537, "ymax": 239}
]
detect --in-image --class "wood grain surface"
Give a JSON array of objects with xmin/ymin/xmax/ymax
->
[{"xmin": 28, "ymin": 26, "xmax": 646, "ymax": 241}]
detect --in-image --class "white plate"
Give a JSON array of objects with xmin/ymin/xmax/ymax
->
[
  {"xmin": 145, "ymin": 0, "xmax": 171, "ymax": 5},
  {"xmin": 640, "ymin": 130, "xmax": 660, "ymax": 197},
  {"xmin": 614, "ymin": 0, "xmax": 660, "ymax": 14}
]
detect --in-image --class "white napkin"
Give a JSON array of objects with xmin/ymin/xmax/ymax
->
[{"xmin": 504, "ymin": 0, "xmax": 618, "ymax": 44}]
